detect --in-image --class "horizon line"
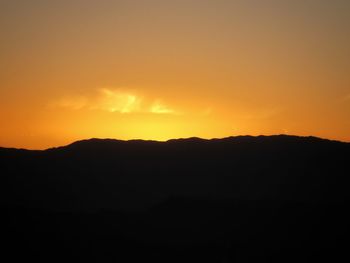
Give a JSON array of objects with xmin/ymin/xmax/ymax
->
[{"xmin": 1, "ymin": 134, "xmax": 349, "ymax": 151}]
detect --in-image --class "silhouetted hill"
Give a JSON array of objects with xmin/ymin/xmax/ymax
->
[{"xmin": 1, "ymin": 135, "xmax": 350, "ymax": 262}]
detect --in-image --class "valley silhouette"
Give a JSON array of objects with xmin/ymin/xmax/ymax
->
[{"xmin": 1, "ymin": 135, "xmax": 349, "ymax": 262}]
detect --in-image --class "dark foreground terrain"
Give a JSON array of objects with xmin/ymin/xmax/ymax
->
[{"xmin": 1, "ymin": 135, "xmax": 350, "ymax": 262}]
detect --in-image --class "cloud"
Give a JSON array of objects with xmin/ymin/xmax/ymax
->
[
  {"xmin": 150, "ymin": 100, "xmax": 174, "ymax": 114},
  {"xmin": 52, "ymin": 87, "xmax": 177, "ymax": 115},
  {"xmin": 94, "ymin": 88, "xmax": 142, "ymax": 113}
]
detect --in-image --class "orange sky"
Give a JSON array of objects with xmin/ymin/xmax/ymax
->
[{"xmin": 1, "ymin": 0, "xmax": 350, "ymax": 149}]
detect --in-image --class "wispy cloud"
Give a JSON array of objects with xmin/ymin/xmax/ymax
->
[
  {"xmin": 51, "ymin": 87, "xmax": 177, "ymax": 115},
  {"xmin": 93, "ymin": 88, "xmax": 142, "ymax": 113},
  {"xmin": 150, "ymin": 100, "xmax": 174, "ymax": 114}
]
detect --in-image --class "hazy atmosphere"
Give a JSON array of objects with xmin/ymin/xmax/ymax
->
[{"xmin": 1, "ymin": 0, "xmax": 350, "ymax": 149}]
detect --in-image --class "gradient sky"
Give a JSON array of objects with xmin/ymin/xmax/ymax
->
[{"xmin": 1, "ymin": 0, "xmax": 350, "ymax": 149}]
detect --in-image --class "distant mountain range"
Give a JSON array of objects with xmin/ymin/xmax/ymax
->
[{"xmin": 1, "ymin": 135, "xmax": 349, "ymax": 262}]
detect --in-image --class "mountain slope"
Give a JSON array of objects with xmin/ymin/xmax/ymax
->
[{"xmin": 1, "ymin": 135, "xmax": 349, "ymax": 262}]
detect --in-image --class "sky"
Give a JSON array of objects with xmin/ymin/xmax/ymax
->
[{"xmin": 1, "ymin": 0, "xmax": 350, "ymax": 149}]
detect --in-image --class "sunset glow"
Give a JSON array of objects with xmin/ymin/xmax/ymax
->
[{"xmin": 1, "ymin": 0, "xmax": 349, "ymax": 149}]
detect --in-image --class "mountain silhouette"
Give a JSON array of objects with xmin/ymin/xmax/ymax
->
[{"xmin": 1, "ymin": 135, "xmax": 349, "ymax": 262}]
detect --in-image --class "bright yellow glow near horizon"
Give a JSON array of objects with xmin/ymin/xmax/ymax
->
[{"xmin": 1, "ymin": 1, "xmax": 350, "ymax": 149}]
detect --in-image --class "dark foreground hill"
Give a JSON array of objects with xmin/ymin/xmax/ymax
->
[{"xmin": 1, "ymin": 135, "xmax": 350, "ymax": 262}]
